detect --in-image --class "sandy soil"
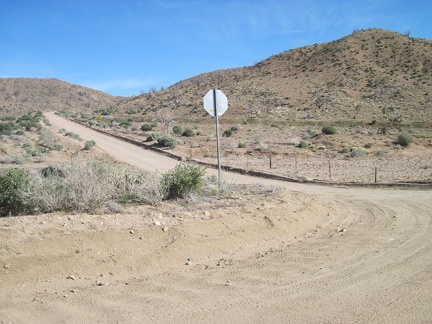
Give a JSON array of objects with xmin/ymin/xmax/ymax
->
[{"xmin": 0, "ymin": 112, "xmax": 431, "ymax": 323}]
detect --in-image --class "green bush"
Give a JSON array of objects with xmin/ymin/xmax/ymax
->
[
  {"xmin": 298, "ymin": 141, "xmax": 308, "ymax": 148},
  {"xmin": 223, "ymin": 129, "xmax": 233, "ymax": 137},
  {"xmin": 396, "ymin": 133, "xmax": 413, "ymax": 147},
  {"xmin": 172, "ymin": 125, "xmax": 182, "ymax": 135},
  {"xmin": 238, "ymin": 142, "xmax": 246, "ymax": 148},
  {"xmin": 41, "ymin": 165, "xmax": 65, "ymax": 178},
  {"xmin": 48, "ymin": 144, "xmax": 63, "ymax": 151},
  {"xmin": 157, "ymin": 135, "xmax": 178, "ymax": 149},
  {"xmin": 0, "ymin": 168, "xmax": 30, "ymax": 215},
  {"xmin": 162, "ymin": 163, "xmax": 206, "ymax": 199},
  {"xmin": 146, "ymin": 133, "xmax": 159, "ymax": 142},
  {"xmin": 182, "ymin": 128, "xmax": 195, "ymax": 137},
  {"xmin": 84, "ymin": 140, "xmax": 96, "ymax": 151},
  {"xmin": 141, "ymin": 123, "xmax": 153, "ymax": 131},
  {"xmin": 65, "ymin": 132, "xmax": 81, "ymax": 140},
  {"xmin": 322, "ymin": 125, "xmax": 337, "ymax": 135}
]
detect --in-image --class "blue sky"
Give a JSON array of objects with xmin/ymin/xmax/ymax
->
[{"xmin": 1, "ymin": 0, "xmax": 431, "ymax": 97}]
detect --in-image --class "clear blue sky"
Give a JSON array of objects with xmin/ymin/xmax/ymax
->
[{"xmin": 1, "ymin": 0, "xmax": 431, "ymax": 97}]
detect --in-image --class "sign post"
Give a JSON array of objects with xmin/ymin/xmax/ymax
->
[{"xmin": 203, "ymin": 89, "xmax": 228, "ymax": 186}]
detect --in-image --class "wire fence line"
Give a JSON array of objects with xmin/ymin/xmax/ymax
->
[{"xmin": 219, "ymin": 153, "xmax": 432, "ymax": 184}]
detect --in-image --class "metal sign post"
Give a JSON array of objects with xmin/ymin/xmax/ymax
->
[
  {"xmin": 213, "ymin": 89, "xmax": 222, "ymax": 181},
  {"xmin": 203, "ymin": 88, "xmax": 228, "ymax": 188}
]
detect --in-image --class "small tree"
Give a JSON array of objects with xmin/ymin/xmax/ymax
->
[{"xmin": 155, "ymin": 111, "xmax": 175, "ymax": 135}]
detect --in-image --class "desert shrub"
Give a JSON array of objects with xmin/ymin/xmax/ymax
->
[
  {"xmin": 172, "ymin": 125, "xmax": 182, "ymax": 135},
  {"xmin": 396, "ymin": 133, "xmax": 413, "ymax": 147},
  {"xmin": 298, "ymin": 141, "xmax": 308, "ymax": 148},
  {"xmin": 47, "ymin": 144, "xmax": 63, "ymax": 151},
  {"xmin": 350, "ymin": 147, "xmax": 367, "ymax": 158},
  {"xmin": 157, "ymin": 135, "xmax": 178, "ymax": 149},
  {"xmin": 25, "ymin": 161, "xmax": 164, "ymax": 214},
  {"xmin": 0, "ymin": 168, "xmax": 30, "ymax": 215},
  {"xmin": 340, "ymin": 147, "xmax": 351, "ymax": 154},
  {"xmin": 41, "ymin": 165, "xmax": 65, "ymax": 178},
  {"xmin": 223, "ymin": 129, "xmax": 233, "ymax": 137},
  {"xmin": 115, "ymin": 168, "xmax": 163, "ymax": 205},
  {"xmin": 238, "ymin": 142, "xmax": 246, "ymax": 148},
  {"xmin": 364, "ymin": 142, "xmax": 374, "ymax": 149},
  {"xmin": 1, "ymin": 155, "xmax": 27, "ymax": 165},
  {"xmin": 83, "ymin": 140, "xmax": 96, "ymax": 151},
  {"xmin": 230, "ymin": 126, "xmax": 239, "ymax": 132},
  {"xmin": 322, "ymin": 125, "xmax": 337, "ymax": 135},
  {"xmin": 141, "ymin": 123, "xmax": 153, "ymax": 131},
  {"xmin": 146, "ymin": 133, "xmax": 159, "ymax": 142},
  {"xmin": 162, "ymin": 163, "xmax": 206, "ymax": 199},
  {"xmin": 182, "ymin": 128, "xmax": 195, "ymax": 137},
  {"xmin": 65, "ymin": 131, "xmax": 81, "ymax": 140}
]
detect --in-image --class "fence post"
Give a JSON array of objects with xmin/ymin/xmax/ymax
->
[
  {"xmin": 375, "ymin": 167, "xmax": 378, "ymax": 183},
  {"xmin": 328, "ymin": 160, "xmax": 332, "ymax": 178}
]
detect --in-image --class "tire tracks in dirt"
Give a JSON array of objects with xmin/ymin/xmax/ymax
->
[{"xmin": 40, "ymin": 111, "xmax": 432, "ymax": 323}]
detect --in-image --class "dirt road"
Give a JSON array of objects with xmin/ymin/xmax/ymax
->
[{"xmin": 0, "ymin": 112, "xmax": 431, "ymax": 323}]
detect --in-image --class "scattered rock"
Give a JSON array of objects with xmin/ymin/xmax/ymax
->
[
  {"xmin": 185, "ymin": 258, "xmax": 193, "ymax": 266},
  {"xmin": 4, "ymin": 263, "xmax": 10, "ymax": 269},
  {"xmin": 66, "ymin": 275, "xmax": 76, "ymax": 280},
  {"xmin": 162, "ymin": 226, "xmax": 169, "ymax": 232},
  {"xmin": 96, "ymin": 281, "xmax": 109, "ymax": 286},
  {"xmin": 154, "ymin": 220, "xmax": 161, "ymax": 226},
  {"xmin": 129, "ymin": 230, "xmax": 135, "ymax": 234},
  {"xmin": 203, "ymin": 210, "xmax": 210, "ymax": 217}
]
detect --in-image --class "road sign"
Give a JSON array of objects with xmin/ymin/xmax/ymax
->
[
  {"xmin": 203, "ymin": 89, "xmax": 228, "ymax": 116},
  {"xmin": 203, "ymin": 89, "xmax": 228, "ymax": 188}
]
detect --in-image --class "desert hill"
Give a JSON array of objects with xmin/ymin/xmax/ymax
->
[
  {"xmin": 0, "ymin": 78, "xmax": 119, "ymax": 117},
  {"xmin": 1, "ymin": 29, "xmax": 431, "ymax": 126},
  {"xmin": 113, "ymin": 28, "xmax": 431, "ymax": 126}
]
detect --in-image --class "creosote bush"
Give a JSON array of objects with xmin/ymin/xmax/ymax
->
[
  {"xmin": 162, "ymin": 163, "xmax": 206, "ymax": 199},
  {"xmin": 172, "ymin": 125, "xmax": 182, "ymax": 135},
  {"xmin": 322, "ymin": 125, "xmax": 337, "ymax": 135},
  {"xmin": 396, "ymin": 133, "xmax": 413, "ymax": 147},
  {"xmin": 83, "ymin": 140, "xmax": 96, "ymax": 151},
  {"xmin": 182, "ymin": 128, "xmax": 195, "ymax": 137},
  {"xmin": 0, "ymin": 168, "xmax": 30, "ymax": 215},
  {"xmin": 141, "ymin": 123, "xmax": 153, "ymax": 131},
  {"xmin": 298, "ymin": 141, "xmax": 308, "ymax": 148},
  {"xmin": 157, "ymin": 135, "xmax": 178, "ymax": 149}
]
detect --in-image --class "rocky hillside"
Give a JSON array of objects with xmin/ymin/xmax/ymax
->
[
  {"xmin": 1, "ymin": 29, "xmax": 431, "ymax": 127},
  {"xmin": 0, "ymin": 78, "xmax": 119, "ymax": 117},
  {"xmin": 115, "ymin": 28, "xmax": 432, "ymax": 126}
]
